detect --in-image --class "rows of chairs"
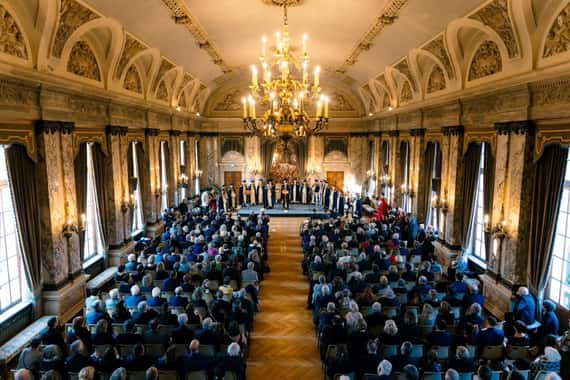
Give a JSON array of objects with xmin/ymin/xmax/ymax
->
[{"xmin": 12, "ymin": 369, "xmax": 239, "ymax": 380}]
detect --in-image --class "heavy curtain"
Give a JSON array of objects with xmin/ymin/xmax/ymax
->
[
  {"xmin": 5, "ymin": 145, "xmax": 42, "ymax": 296},
  {"xmin": 74, "ymin": 143, "xmax": 87, "ymax": 261},
  {"xmin": 528, "ymin": 145, "xmax": 567, "ymax": 316},
  {"xmin": 91, "ymin": 143, "xmax": 109, "ymax": 249},
  {"xmin": 460, "ymin": 143, "xmax": 482, "ymax": 247},
  {"xmin": 126, "ymin": 143, "xmax": 135, "ymax": 232},
  {"xmin": 382, "ymin": 141, "xmax": 390, "ymax": 174},
  {"xmin": 419, "ymin": 142, "xmax": 435, "ymax": 223},
  {"xmin": 261, "ymin": 140, "xmax": 276, "ymax": 177},
  {"xmin": 399, "ymin": 141, "xmax": 409, "ymax": 185},
  {"xmin": 482, "ymin": 143, "xmax": 495, "ymax": 259},
  {"xmin": 295, "ymin": 140, "xmax": 307, "ymax": 178},
  {"xmin": 135, "ymin": 142, "xmax": 149, "ymax": 223}
]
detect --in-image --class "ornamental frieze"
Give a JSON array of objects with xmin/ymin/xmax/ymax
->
[
  {"xmin": 67, "ymin": 40, "xmax": 101, "ymax": 82},
  {"xmin": 394, "ymin": 58, "xmax": 416, "ymax": 91},
  {"xmin": 0, "ymin": 79, "xmax": 38, "ymax": 107},
  {"xmin": 123, "ymin": 65, "xmax": 142, "ymax": 94},
  {"xmin": 468, "ymin": 40, "xmax": 502, "ymax": 81},
  {"xmin": 543, "ymin": 3, "xmax": 570, "ymax": 58},
  {"xmin": 469, "ymin": 0, "xmax": 519, "ymax": 58},
  {"xmin": 53, "ymin": 0, "xmax": 99, "ymax": 58},
  {"xmin": 423, "ymin": 35, "xmax": 454, "ymax": 80},
  {"xmin": 427, "ymin": 65, "xmax": 446, "ymax": 94},
  {"xmin": 0, "ymin": 5, "xmax": 28, "ymax": 60},
  {"xmin": 400, "ymin": 81, "xmax": 413, "ymax": 104},
  {"xmin": 115, "ymin": 34, "xmax": 147, "ymax": 80}
]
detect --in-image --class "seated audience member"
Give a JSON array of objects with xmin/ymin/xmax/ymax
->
[
  {"xmin": 512, "ymin": 286, "xmax": 536, "ymax": 326},
  {"xmin": 463, "ymin": 303, "xmax": 484, "ymax": 327},
  {"xmin": 544, "ymin": 373, "xmax": 561, "ymax": 380},
  {"xmin": 147, "ymin": 287, "xmax": 167, "ymax": 307},
  {"xmin": 427, "ymin": 318, "xmax": 453, "ymax": 347},
  {"xmin": 355, "ymin": 340, "xmax": 381, "ymax": 380},
  {"xmin": 400, "ymin": 310, "xmax": 423, "ymax": 344},
  {"xmin": 538, "ymin": 300, "xmax": 560, "ymax": 337},
  {"xmin": 158, "ymin": 302, "xmax": 178, "ymax": 326},
  {"xmin": 96, "ymin": 347, "xmax": 123, "ymax": 373},
  {"xmin": 389, "ymin": 341, "xmax": 418, "ymax": 372},
  {"xmin": 422, "ymin": 349, "xmax": 442, "ymax": 373},
  {"xmin": 142, "ymin": 319, "xmax": 167, "ymax": 346},
  {"xmin": 448, "ymin": 346, "xmax": 474, "ymax": 373},
  {"xmin": 131, "ymin": 301, "xmax": 158, "ymax": 325},
  {"xmin": 477, "ymin": 316, "xmax": 505, "ymax": 350},
  {"xmin": 86, "ymin": 300, "xmax": 111, "ymax": 326},
  {"xmin": 65, "ymin": 340, "xmax": 93, "ymax": 373},
  {"xmin": 114, "ymin": 265, "xmax": 129, "ymax": 282},
  {"xmin": 477, "ymin": 365, "xmax": 492, "ymax": 380},
  {"xmin": 171, "ymin": 313, "xmax": 195, "ymax": 344},
  {"xmin": 78, "ymin": 366, "xmax": 95, "ymax": 380},
  {"xmin": 219, "ymin": 343, "xmax": 246, "ymax": 380},
  {"xmin": 507, "ymin": 320, "xmax": 530, "ymax": 347},
  {"xmin": 156, "ymin": 346, "xmax": 178, "ymax": 371},
  {"xmin": 17, "ymin": 337, "xmax": 43, "ymax": 372},
  {"xmin": 195, "ymin": 317, "xmax": 220, "ymax": 350},
  {"xmin": 529, "ymin": 346, "xmax": 561, "ymax": 380},
  {"xmin": 178, "ymin": 339, "xmax": 214, "ymax": 373},
  {"xmin": 380, "ymin": 319, "xmax": 401, "ymax": 346},
  {"xmin": 445, "ymin": 369, "xmax": 459, "ymax": 380},
  {"xmin": 14, "ymin": 369, "xmax": 32, "ymax": 380},
  {"xmin": 124, "ymin": 343, "xmax": 153, "ymax": 371},
  {"xmin": 402, "ymin": 364, "xmax": 420, "ymax": 380},
  {"xmin": 438, "ymin": 301, "xmax": 456, "ymax": 325},
  {"xmin": 109, "ymin": 367, "xmax": 128, "ymax": 380},
  {"xmin": 125, "ymin": 285, "xmax": 146, "ymax": 309},
  {"xmin": 67, "ymin": 316, "xmax": 92, "ymax": 346},
  {"xmin": 91, "ymin": 319, "xmax": 115, "ymax": 346},
  {"xmin": 365, "ymin": 302, "xmax": 386, "ymax": 328},
  {"xmin": 105, "ymin": 289, "xmax": 121, "ymax": 312},
  {"xmin": 461, "ymin": 284, "xmax": 484, "ymax": 309},
  {"xmin": 115, "ymin": 320, "xmax": 143, "ymax": 345},
  {"xmin": 162, "ymin": 272, "xmax": 179, "ymax": 292},
  {"xmin": 376, "ymin": 359, "xmax": 392, "ymax": 380},
  {"xmin": 145, "ymin": 367, "xmax": 158, "ymax": 380},
  {"xmin": 325, "ymin": 344, "xmax": 354, "ymax": 379},
  {"xmin": 41, "ymin": 317, "xmax": 67, "ymax": 354},
  {"xmin": 169, "ymin": 286, "xmax": 189, "ymax": 307},
  {"xmin": 40, "ymin": 345, "xmax": 66, "ymax": 377},
  {"xmin": 419, "ymin": 304, "xmax": 436, "ymax": 326}
]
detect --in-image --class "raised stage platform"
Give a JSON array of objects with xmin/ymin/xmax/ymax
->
[{"xmin": 236, "ymin": 204, "xmax": 331, "ymax": 218}]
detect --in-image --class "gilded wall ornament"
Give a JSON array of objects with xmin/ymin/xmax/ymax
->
[
  {"xmin": 178, "ymin": 91, "xmax": 187, "ymax": 108},
  {"xmin": 336, "ymin": 0, "xmax": 410, "ymax": 73},
  {"xmin": 156, "ymin": 80, "xmax": 169, "ymax": 101},
  {"xmin": 123, "ymin": 64, "xmax": 142, "ymax": 94},
  {"xmin": 427, "ymin": 65, "xmax": 446, "ymax": 94},
  {"xmin": 330, "ymin": 93, "xmax": 355, "ymax": 112},
  {"xmin": 67, "ymin": 40, "xmax": 101, "ymax": 81},
  {"xmin": 368, "ymin": 98, "xmax": 375, "ymax": 114},
  {"xmin": 469, "ymin": 0, "xmax": 519, "ymax": 58},
  {"xmin": 154, "ymin": 59, "xmax": 175, "ymax": 90},
  {"xmin": 468, "ymin": 40, "xmax": 502, "ymax": 81},
  {"xmin": 0, "ymin": 5, "xmax": 28, "ymax": 60},
  {"xmin": 423, "ymin": 35, "xmax": 454, "ymax": 79},
  {"xmin": 0, "ymin": 79, "xmax": 37, "ymax": 106},
  {"xmin": 261, "ymin": 0, "xmax": 303, "ymax": 6},
  {"xmin": 400, "ymin": 81, "xmax": 412, "ymax": 103},
  {"xmin": 53, "ymin": 0, "xmax": 99, "ymax": 58},
  {"xmin": 115, "ymin": 35, "xmax": 146, "ymax": 80},
  {"xmin": 543, "ymin": 3, "xmax": 570, "ymax": 58},
  {"xmin": 382, "ymin": 93, "xmax": 391, "ymax": 109},
  {"xmin": 395, "ymin": 58, "xmax": 416, "ymax": 91},
  {"xmin": 214, "ymin": 89, "xmax": 242, "ymax": 111}
]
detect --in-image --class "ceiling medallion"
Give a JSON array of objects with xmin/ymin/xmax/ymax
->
[{"xmin": 262, "ymin": 0, "xmax": 304, "ymax": 7}]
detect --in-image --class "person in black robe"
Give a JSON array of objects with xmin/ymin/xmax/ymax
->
[
  {"xmin": 282, "ymin": 180, "xmax": 290, "ymax": 209},
  {"xmin": 262, "ymin": 181, "xmax": 269, "ymax": 208},
  {"xmin": 323, "ymin": 182, "xmax": 331, "ymax": 210},
  {"xmin": 245, "ymin": 180, "xmax": 254, "ymax": 206},
  {"xmin": 255, "ymin": 180, "xmax": 264, "ymax": 205},
  {"xmin": 269, "ymin": 181, "xmax": 276, "ymax": 208},
  {"xmin": 238, "ymin": 180, "xmax": 246, "ymax": 207}
]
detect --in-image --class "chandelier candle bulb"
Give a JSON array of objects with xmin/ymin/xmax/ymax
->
[
  {"xmin": 316, "ymin": 100, "xmax": 322, "ymax": 118},
  {"xmin": 324, "ymin": 96, "xmax": 329, "ymax": 118},
  {"xmin": 314, "ymin": 66, "xmax": 320, "ymax": 88},
  {"xmin": 251, "ymin": 65, "xmax": 258, "ymax": 87},
  {"xmin": 261, "ymin": 35, "xmax": 267, "ymax": 59},
  {"xmin": 302, "ymin": 33, "xmax": 308, "ymax": 55}
]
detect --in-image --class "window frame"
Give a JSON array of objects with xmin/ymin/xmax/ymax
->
[
  {"xmin": 83, "ymin": 143, "xmax": 104, "ymax": 265},
  {"xmin": 469, "ymin": 143, "xmax": 487, "ymax": 262}
]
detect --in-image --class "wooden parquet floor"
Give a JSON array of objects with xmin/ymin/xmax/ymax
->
[{"xmin": 247, "ymin": 217, "xmax": 323, "ymax": 380}]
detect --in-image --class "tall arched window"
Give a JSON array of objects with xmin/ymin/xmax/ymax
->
[
  {"xmin": 381, "ymin": 141, "xmax": 391, "ymax": 200},
  {"xmin": 84, "ymin": 143, "xmax": 104, "ymax": 262},
  {"xmin": 400, "ymin": 141, "xmax": 410, "ymax": 212},
  {"xmin": 131, "ymin": 142, "xmax": 144, "ymax": 231},
  {"xmin": 160, "ymin": 141, "xmax": 168, "ymax": 212},
  {"xmin": 426, "ymin": 142, "xmax": 442, "ymax": 229},
  {"xmin": 180, "ymin": 140, "xmax": 187, "ymax": 201},
  {"xmin": 470, "ymin": 143, "xmax": 487, "ymax": 260},
  {"xmin": 195, "ymin": 140, "xmax": 200, "ymax": 195}
]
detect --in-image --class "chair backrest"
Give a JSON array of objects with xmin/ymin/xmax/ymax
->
[
  {"xmin": 507, "ymin": 345, "xmax": 530, "ymax": 360},
  {"xmin": 224, "ymin": 371, "xmax": 238, "ymax": 380},
  {"xmin": 410, "ymin": 344, "xmax": 424, "ymax": 359},
  {"xmin": 457, "ymin": 373, "xmax": 473, "ymax": 380},
  {"xmin": 465, "ymin": 344, "xmax": 477, "ymax": 359},
  {"xmin": 145, "ymin": 344, "xmax": 165, "ymax": 357},
  {"xmin": 128, "ymin": 371, "xmax": 147, "ymax": 380},
  {"xmin": 93, "ymin": 344, "xmax": 111, "ymax": 356},
  {"xmin": 119, "ymin": 344, "xmax": 134, "ymax": 357},
  {"xmin": 489, "ymin": 371, "xmax": 503, "ymax": 380},
  {"xmin": 325, "ymin": 345, "xmax": 338, "ymax": 361},
  {"xmin": 422, "ymin": 372, "xmax": 443, "ymax": 380},
  {"xmin": 421, "ymin": 324, "xmax": 434, "ymax": 336},
  {"xmin": 333, "ymin": 373, "xmax": 354, "ymax": 380},
  {"xmin": 185, "ymin": 370, "xmax": 208, "ymax": 380},
  {"xmin": 112, "ymin": 323, "xmax": 125, "ymax": 335},
  {"xmin": 432, "ymin": 346, "xmax": 449, "ymax": 360},
  {"xmin": 69, "ymin": 372, "xmax": 79, "ymax": 380},
  {"xmin": 514, "ymin": 370, "xmax": 529, "ymax": 380},
  {"xmin": 157, "ymin": 370, "xmax": 178, "ymax": 380},
  {"xmin": 384, "ymin": 307, "xmax": 398, "ymax": 318},
  {"xmin": 174, "ymin": 344, "xmax": 188, "ymax": 359},
  {"xmin": 382, "ymin": 345, "xmax": 399, "ymax": 357},
  {"xmin": 363, "ymin": 374, "xmax": 380, "ymax": 380},
  {"xmin": 481, "ymin": 345, "xmax": 504, "ymax": 361},
  {"xmin": 198, "ymin": 344, "xmax": 216, "ymax": 357}
]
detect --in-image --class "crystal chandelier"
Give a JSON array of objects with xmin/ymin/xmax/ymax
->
[{"xmin": 242, "ymin": 3, "xmax": 329, "ymax": 139}]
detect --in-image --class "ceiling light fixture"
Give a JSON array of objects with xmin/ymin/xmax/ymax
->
[{"xmin": 242, "ymin": 3, "xmax": 328, "ymax": 139}]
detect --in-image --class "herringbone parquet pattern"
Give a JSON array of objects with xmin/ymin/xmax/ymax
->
[{"xmin": 248, "ymin": 217, "xmax": 323, "ymax": 380}]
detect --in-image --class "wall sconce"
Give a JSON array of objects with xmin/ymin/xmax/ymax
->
[
  {"xmin": 63, "ymin": 219, "xmax": 78, "ymax": 239},
  {"xmin": 121, "ymin": 193, "xmax": 135, "ymax": 214},
  {"xmin": 179, "ymin": 173, "xmax": 189, "ymax": 188},
  {"xmin": 380, "ymin": 174, "xmax": 390, "ymax": 186},
  {"xmin": 431, "ymin": 194, "xmax": 440, "ymax": 209},
  {"xmin": 441, "ymin": 194, "xmax": 449, "ymax": 214},
  {"xmin": 193, "ymin": 169, "xmax": 203, "ymax": 180},
  {"xmin": 484, "ymin": 214, "xmax": 508, "ymax": 239}
]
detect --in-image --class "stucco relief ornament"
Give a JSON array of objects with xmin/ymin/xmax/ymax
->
[
  {"xmin": 214, "ymin": 89, "xmax": 242, "ymax": 111},
  {"xmin": 262, "ymin": 0, "xmax": 304, "ymax": 6},
  {"xmin": 400, "ymin": 81, "xmax": 413, "ymax": 103},
  {"xmin": 53, "ymin": 0, "xmax": 99, "ymax": 58},
  {"xmin": 423, "ymin": 35, "xmax": 454, "ymax": 79},
  {"xmin": 116, "ymin": 35, "xmax": 146, "ymax": 79},
  {"xmin": 383, "ymin": 94, "xmax": 391, "ymax": 109},
  {"xmin": 543, "ymin": 4, "xmax": 570, "ymax": 58},
  {"xmin": 0, "ymin": 5, "xmax": 28, "ymax": 59},
  {"xmin": 123, "ymin": 65, "xmax": 142, "ymax": 94},
  {"xmin": 156, "ymin": 81, "xmax": 168, "ymax": 101},
  {"xmin": 468, "ymin": 40, "xmax": 502, "ymax": 81},
  {"xmin": 427, "ymin": 65, "xmax": 446, "ymax": 94},
  {"xmin": 469, "ymin": 0, "xmax": 519, "ymax": 58},
  {"xmin": 330, "ymin": 93, "xmax": 355, "ymax": 112},
  {"xmin": 67, "ymin": 41, "xmax": 101, "ymax": 81}
]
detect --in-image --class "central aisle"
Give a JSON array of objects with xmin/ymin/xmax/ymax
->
[{"xmin": 247, "ymin": 217, "xmax": 323, "ymax": 380}]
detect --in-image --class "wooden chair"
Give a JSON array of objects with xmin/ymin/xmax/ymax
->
[
  {"xmin": 111, "ymin": 323, "xmax": 125, "ymax": 335},
  {"xmin": 506, "ymin": 345, "xmax": 530, "ymax": 360},
  {"xmin": 145, "ymin": 344, "xmax": 165, "ymax": 357},
  {"xmin": 457, "ymin": 373, "xmax": 473, "ymax": 380},
  {"xmin": 384, "ymin": 307, "xmax": 398, "ymax": 318},
  {"xmin": 410, "ymin": 344, "xmax": 424, "ymax": 359},
  {"xmin": 198, "ymin": 344, "xmax": 216, "ymax": 357},
  {"xmin": 185, "ymin": 370, "xmax": 208, "ymax": 380},
  {"xmin": 119, "ymin": 344, "xmax": 134, "ymax": 357},
  {"xmin": 489, "ymin": 371, "xmax": 503, "ymax": 380},
  {"xmin": 481, "ymin": 345, "xmax": 505, "ymax": 361},
  {"xmin": 157, "ymin": 370, "xmax": 178, "ymax": 380},
  {"xmin": 333, "ymin": 373, "xmax": 354, "ymax": 380},
  {"xmin": 174, "ymin": 344, "xmax": 188, "ymax": 359},
  {"xmin": 381, "ymin": 344, "xmax": 398, "ymax": 358},
  {"xmin": 421, "ymin": 372, "xmax": 443, "ymax": 380},
  {"xmin": 128, "ymin": 372, "xmax": 146, "ymax": 380},
  {"xmin": 431, "ymin": 346, "xmax": 449, "ymax": 361}
]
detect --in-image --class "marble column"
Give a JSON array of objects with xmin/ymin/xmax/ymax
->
[
  {"xmin": 372, "ymin": 133, "xmax": 382, "ymax": 197},
  {"xmin": 35, "ymin": 120, "xmax": 86, "ymax": 320},
  {"xmin": 169, "ymin": 130, "xmax": 181, "ymax": 206},
  {"xmin": 390, "ymin": 130, "xmax": 402, "ymax": 206},
  {"xmin": 187, "ymin": 133, "xmax": 197, "ymax": 195},
  {"xmin": 441, "ymin": 126, "xmax": 464, "ymax": 246},
  {"xmin": 410, "ymin": 128, "xmax": 426, "ymax": 219},
  {"xmin": 143, "ymin": 128, "xmax": 160, "ymax": 224},
  {"xmin": 493, "ymin": 121, "xmax": 535, "ymax": 284}
]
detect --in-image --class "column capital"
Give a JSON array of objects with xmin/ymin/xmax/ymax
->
[
  {"xmin": 169, "ymin": 130, "xmax": 181, "ymax": 137},
  {"xmin": 144, "ymin": 128, "xmax": 160, "ymax": 137},
  {"xmin": 106, "ymin": 125, "xmax": 128, "ymax": 136},
  {"xmin": 409, "ymin": 128, "xmax": 425, "ymax": 137},
  {"xmin": 494, "ymin": 120, "xmax": 534, "ymax": 136},
  {"xmin": 388, "ymin": 130, "xmax": 400, "ymax": 138},
  {"xmin": 441, "ymin": 125, "xmax": 464, "ymax": 137},
  {"xmin": 35, "ymin": 120, "xmax": 75, "ymax": 135}
]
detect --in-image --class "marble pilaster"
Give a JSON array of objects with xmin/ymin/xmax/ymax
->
[
  {"xmin": 105, "ymin": 126, "xmax": 128, "ymax": 247},
  {"xmin": 410, "ymin": 128, "xmax": 426, "ymax": 220},
  {"xmin": 442, "ymin": 126, "xmax": 464, "ymax": 246}
]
